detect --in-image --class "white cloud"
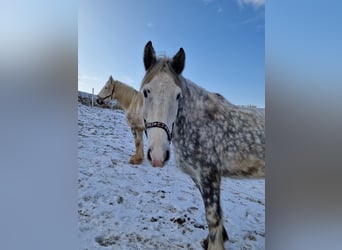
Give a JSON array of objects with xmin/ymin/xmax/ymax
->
[
  {"xmin": 217, "ymin": 7, "xmax": 223, "ymax": 13},
  {"xmin": 238, "ymin": 0, "xmax": 264, "ymax": 8}
]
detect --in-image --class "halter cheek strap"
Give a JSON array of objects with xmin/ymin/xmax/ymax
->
[
  {"xmin": 101, "ymin": 85, "xmax": 115, "ymax": 101},
  {"xmin": 144, "ymin": 120, "xmax": 173, "ymax": 142},
  {"xmin": 98, "ymin": 78, "xmax": 116, "ymax": 102}
]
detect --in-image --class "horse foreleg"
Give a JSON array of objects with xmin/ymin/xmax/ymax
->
[
  {"xmin": 135, "ymin": 128, "xmax": 144, "ymax": 162},
  {"xmin": 129, "ymin": 128, "xmax": 144, "ymax": 164},
  {"xmin": 199, "ymin": 170, "xmax": 228, "ymax": 250}
]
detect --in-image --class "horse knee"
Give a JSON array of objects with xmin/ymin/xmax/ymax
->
[
  {"xmin": 205, "ymin": 204, "xmax": 221, "ymax": 226},
  {"xmin": 131, "ymin": 128, "xmax": 137, "ymax": 137}
]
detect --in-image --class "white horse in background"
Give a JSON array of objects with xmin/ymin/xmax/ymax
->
[{"xmin": 96, "ymin": 76, "xmax": 144, "ymax": 164}]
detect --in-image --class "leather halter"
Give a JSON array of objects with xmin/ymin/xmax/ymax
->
[
  {"xmin": 100, "ymin": 83, "xmax": 115, "ymax": 101},
  {"xmin": 144, "ymin": 120, "xmax": 173, "ymax": 142}
]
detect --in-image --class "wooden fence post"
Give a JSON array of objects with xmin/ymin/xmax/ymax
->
[{"xmin": 91, "ymin": 88, "xmax": 94, "ymax": 107}]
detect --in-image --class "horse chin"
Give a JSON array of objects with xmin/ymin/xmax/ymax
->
[{"xmin": 151, "ymin": 159, "xmax": 164, "ymax": 168}]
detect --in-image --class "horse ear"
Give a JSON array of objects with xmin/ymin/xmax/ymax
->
[
  {"xmin": 109, "ymin": 75, "xmax": 113, "ymax": 81},
  {"xmin": 171, "ymin": 48, "xmax": 185, "ymax": 75},
  {"xmin": 144, "ymin": 41, "xmax": 156, "ymax": 71}
]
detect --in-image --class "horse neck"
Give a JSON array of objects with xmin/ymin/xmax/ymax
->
[{"xmin": 114, "ymin": 81, "xmax": 137, "ymax": 111}]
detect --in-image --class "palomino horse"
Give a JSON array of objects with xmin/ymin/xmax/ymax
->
[
  {"xmin": 96, "ymin": 76, "xmax": 144, "ymax": 164},
  {"xmin": 140, "ymin": 41, "xmax": 265, "ymax": 250}
]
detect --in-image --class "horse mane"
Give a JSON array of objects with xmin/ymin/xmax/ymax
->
[
  {"xmin": 140, "ymin": 57, "xmax": 181, "ymax": 90},
  {"xmin": 112, "ymin": 80, "xmax": 141, "ymax": 111}
]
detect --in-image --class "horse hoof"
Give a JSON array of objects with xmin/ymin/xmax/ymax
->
[
  {"xmin": 201, "ymin": 238, "xmax": 208, "ymax": 250},
  {"xmin": 222, "ymin": 226, "xmax": 229, "ymax": 242},
  {"xmin": 129, "ymin": 156, "xmax": 143, "ymax": 165},
  {"xmin": 201, "ymin": 228, "xmax": 229, "ymax": 250}
]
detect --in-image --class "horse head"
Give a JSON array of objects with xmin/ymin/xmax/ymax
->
[
  {"xmin": 141, "ymin": 41, "xmax": 185, "ymax": 167},
  {"xmin": 96, "ymin": 75, "xmax": 116, "ymax": 105}
]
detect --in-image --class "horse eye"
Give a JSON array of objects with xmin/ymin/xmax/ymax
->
[{"xmin": 176, "ymin": 93, "xmax": 181, "ymax": 100}]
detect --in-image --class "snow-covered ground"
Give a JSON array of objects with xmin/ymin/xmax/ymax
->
[{"xmin": 78, "ymin": 102, "xmax": 265, "ymax": 250}]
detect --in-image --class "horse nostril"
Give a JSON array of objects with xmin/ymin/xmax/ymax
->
[
  {"xmin": 165, "ymin": 150, "xmax": 170, "ymax": 162},
  {"xmin": 147, "ymin": 148, "xmax": 152, "ymax": 161}
]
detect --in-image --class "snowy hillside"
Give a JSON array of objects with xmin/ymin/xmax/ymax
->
[{"xmin": 78, "ymin": 101, "xmax": 265, "ymax": 250}]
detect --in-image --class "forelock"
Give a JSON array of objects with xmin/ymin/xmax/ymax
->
[{"xmin": 141, "ymin": 57, "xmax": 181, "ymax": 90}]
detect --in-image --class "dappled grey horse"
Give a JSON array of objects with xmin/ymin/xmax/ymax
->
[{"xmin": 140, "ymin": 41, "xmax": 265, "ymax": 250}]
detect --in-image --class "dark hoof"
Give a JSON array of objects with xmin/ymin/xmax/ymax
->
[
  {"xmin": 223, "ymin": 226, "xmax": 229, "ymax": 242},
  {"xmin": 201, "ymin": 237, "xmax": 208, "ymax": 250}
]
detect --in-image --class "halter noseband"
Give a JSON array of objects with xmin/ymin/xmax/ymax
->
[{"xmin": 144, "ymin": 120, "xmax": 173, "ymax": 142}]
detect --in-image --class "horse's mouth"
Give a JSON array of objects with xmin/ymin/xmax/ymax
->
[
  {"xmin": 96, "ymin": 98, "xmax": 104, "ymax": 105},
  {"xmin": 151, "ymin": 161, "xmax": 164, "ymax": 167}
]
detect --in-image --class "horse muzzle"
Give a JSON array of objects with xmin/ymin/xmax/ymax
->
[
  {"xmin": 96, "ymin": 97, "xmax": 104, "ymax": 105},
  {"xmin": 147, "ymin": 148, "xmax": 170, "ymax": 167}
]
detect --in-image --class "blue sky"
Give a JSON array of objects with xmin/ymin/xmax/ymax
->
[{"xmin": 78, "ymin": 0, "xmax": 264, "ymax": 107}]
